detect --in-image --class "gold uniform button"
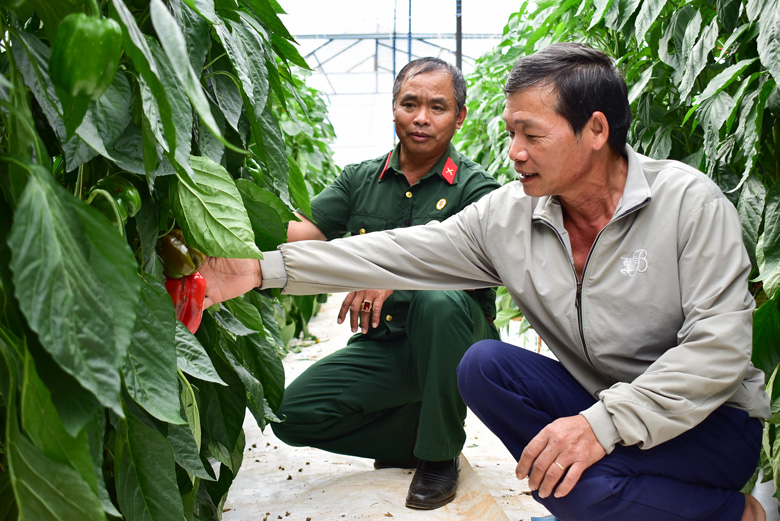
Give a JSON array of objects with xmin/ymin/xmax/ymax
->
[
  {"xmin": 405, "ymin": 191, "xmax": 413, "ymax": 198},
  {"xmin": 385, "ymin": 315, "xmax": 393, "ymax": 322},
  {"xmin": 359, "ymin": 228, "xmax": 366, "ymax": 234}
]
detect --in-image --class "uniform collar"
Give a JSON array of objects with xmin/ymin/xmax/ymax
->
[
  {"xmin": 532, "ymin": 145, "xmax": 651, "ymax": 225},
  {"xmin": 379, "ymin": 143, "xmax": 461, "ymax": 185}
]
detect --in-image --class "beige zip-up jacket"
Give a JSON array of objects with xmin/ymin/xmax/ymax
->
[{"xmin": 260, "ymin": 145, "xmax": 770, "ymax": 453}]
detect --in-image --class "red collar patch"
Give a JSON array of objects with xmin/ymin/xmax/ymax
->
[
  {"xmin": 441, "ymin": 157, "xmax": 458, "ymax": 185},
  {"xmin": 379, "ymin": 152, "xmax": 393, "ymax": 180}
]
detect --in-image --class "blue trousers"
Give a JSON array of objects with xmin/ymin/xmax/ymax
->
[{"xmin": 456, "ymin": 340, "xmax": 763, "ymax": 521}]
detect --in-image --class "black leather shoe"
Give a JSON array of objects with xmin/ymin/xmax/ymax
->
[
  {"xmin": 404, "ymin": 457, "xmax": 460, "ymax": 510},
  {"xmin": 373, "ymin": 456, "xmax": 419, "ymax": 470}
]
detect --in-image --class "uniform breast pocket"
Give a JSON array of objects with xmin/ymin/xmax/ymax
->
[{"xmin": 347, "ymin": 213, "xmax": 390, "ymax": 235}]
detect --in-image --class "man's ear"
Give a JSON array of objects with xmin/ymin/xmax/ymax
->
[
  {"xmin": 588, "ymin": 111, "xmax": 610, "ymax": 151},
  {"xmin": 455, "ymin": 106, "xmax": 468, "ymax": 129}
]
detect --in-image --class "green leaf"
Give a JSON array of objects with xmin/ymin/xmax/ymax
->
[
  {"xmin": 175, "ymin": 155, "xmax": 262, "ymax": 258},
  {"xmin": 224, "ymin": 297, "xmax": 265, "ymax": 332},
  {"xmin": 589, "ymin": 0, "xmax": 614, "ymax": 29},
  {"xmin": 634, "ymin": 0, "xmax": 667, "ymax": 43},
  {"xmin": 717, "ymin": 23, "xmax": 752, "ymax": 62},
  {"xmin": 254, "ymin": 102, "xmax": 291, "ymax": 205},
  {"xmin": 234, "ymin": 333, "xmax": 284, "ymax": 412},
  {"xmin": 697, "ymin": 91, "xmax": 733, "ymax": 132},
  {"xmin": 737, "ymin": 173, "xmax": 766, "ymax": 267},
  {"xmin": 8, "ymin": 167, "xmax": 140, "ymax": 415},
  {"xmin": 135, "ymin": 198, "xmax": 163, "ymax": 278},
  {"xmin": 115, "ymin": 408, "xmax": 187, "ymax": 521},
  {"xmin": 170, "ymin": 0, "xmax": 213, "ymax": 72},
  {"xmin": 694, "ymin": 58, "xmax": 759, "ymax": 104},
  {"xmin": 179, "ymin": 372, "xmax": 202, "ymax": 449},
  {"xmin": 111, "ymin": 0, "xmax": 191, "ymax": 182},
  {"xmin": 142, "ymin": 37, "xmax": 197, "ymax": 184},
  {"xmin": 151, "ymin": 0, "xmax": 246, "ymax": 156},
  {"xmin": 243, "ymin": 0, "xmax": 295, "ymax": 41},
  {"xmin": 658, "ymin": 6, "xmax": 698, "ymax": 74},
  {"xmin": 627, "ymin": 61, "xmax": 655, "ymax": 104},
  {"xmin": 214, "ymin": 17, "xmax": 270, "ymax": 118},
  {"xmin": 176, "ymin": 321, "xmax": 226, "ymax": 384},
  {"xmin": 755, "ymin": 0, "xmax": 780, "ymax": 84},
  {"xmin": 753, "ymin": 297, "xmax": 780, "ymax": 377},
  {"xmin": 200, "ymin": 354, "xmax": 246, "ymax": 458},
  {"xmin": 178, "ymin": 0, "xmax": 218, "ymax": 25},
  {"xmin": 214, "ymin": 306, "xmax": 256, "ymax": 336},
  {"xmin": 208, "ymin": 72, "xmax": 244, "ymax": 133},
  {"xmin": 123, "ymin": 275, "xmax": 184, "ymax": 424},
  {"xmin": 29, "ymin": 342, "xmax": 101, "ymax": 438},
  {"xmin": 168, "ymin": 420, "xmax": 215, "ymax": 481},
  {"xmin": 8, "ymin": 420, "xmax": 106, "ymax": 521},
  {"xmin": 84, "ymin": 412, "xmax": 122, "ymax": 517},
  {"xmin": 236, "ymin": 179, "xmax": 291, "ymax": 251},
  {"xmin": 678, "ymin": 19, "xmax": 719, "ymax": 102},
  {"xmin": 20, "ymin": 350, "xmax": 99, "ymax": 500},
  {"xmin": 0, "ymin": 469, "xmax": 19, "ymax": 521},
  {"xmin": 757, "ymin": 181, "xmax": 780, "ymax": 298},
  {"xmin": 270, "ymin": 34, "xmax": 310, "ymax": 70},
  {"xmin": 288, "ymin": 157, "xmax": 312, "ymax": 220},
  {"xmin": 734, "ymin": 77, "xmax": 775, "ymax": 192}
]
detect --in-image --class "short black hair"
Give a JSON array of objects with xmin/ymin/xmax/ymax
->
[
  {"xmin": 505, "ymin": 43, "xmax": 631, "ymax": 153},
  {"xmin": 393, "ymin": 57, "xmax": 467, "ymax": 113}
]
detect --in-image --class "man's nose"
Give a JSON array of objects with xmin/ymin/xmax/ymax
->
[
  {"xmin": 413, "ymin": 107, "xmax": 430, "ymax": 125},
  {"xmin": 508, "ymin": 137, "xmax": 528, "ymax": 161}
]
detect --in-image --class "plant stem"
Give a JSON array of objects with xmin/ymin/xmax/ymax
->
[
  {"xmin": 76, "ymin": 164, "xmax": 84, "ymax": 199},
  {"xmin": 85, "ymin": 0, "xmax": 101, "ymax": 18}
]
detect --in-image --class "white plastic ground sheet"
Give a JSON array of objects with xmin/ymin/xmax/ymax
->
[{"xmin": 222, "ymin": 294, "xmax": 553, "ymax": 521}]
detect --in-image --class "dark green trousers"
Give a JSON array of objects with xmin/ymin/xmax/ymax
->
[{"xmin": 271, "ymin": 290, "xmax": 499, "ymax": 462}]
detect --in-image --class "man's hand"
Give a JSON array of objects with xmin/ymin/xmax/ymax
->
[
  {"xmin": 200, "ymin": 257, "xmax": 263, "ymax": 308},
  {"xmin": 338, "ymin": 289, "xmax": 394, "ymax": 334},
  {"xmin": 516, "ymin": 414, "xmax": 606, "ymax": 499}
]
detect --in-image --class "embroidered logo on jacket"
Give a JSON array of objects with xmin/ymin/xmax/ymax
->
[{"xmin": 620, "ymin": 249, "xmax": 648, "ymax": 276}]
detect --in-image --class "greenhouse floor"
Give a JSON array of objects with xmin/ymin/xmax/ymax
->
[{"xmin": 222, "ymin": 293, "xmax": 553, "ymax": 521}]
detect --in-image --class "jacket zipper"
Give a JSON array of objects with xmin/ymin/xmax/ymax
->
[{"xmin": 534, "ymin": 198, "xmax": 650, "ymax": 368}]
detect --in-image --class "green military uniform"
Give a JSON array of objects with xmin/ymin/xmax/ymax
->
[{"xmin": 271, "ymin": 142, "xmax": 501, "ymax": 463}]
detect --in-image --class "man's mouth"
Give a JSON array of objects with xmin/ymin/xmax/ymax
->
[
  {"xmin": 517, "ymin": 172, "xmax": 537, "ymax": 180},
  {"xmin": 411, "ymin": 132, "xmax": 430, "ymax": 140}
]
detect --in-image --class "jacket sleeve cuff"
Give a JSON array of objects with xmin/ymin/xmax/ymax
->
[
  {"xmin": 580, "ymin": 401, "xmax": 621, "ymax": 454},
  {"xmin": 258, "ymin": 250, "xmax": 288, "ymax": 290}
]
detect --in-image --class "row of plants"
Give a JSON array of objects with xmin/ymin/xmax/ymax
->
[
  {"xmin": 454, "ymin": 0, "xmax": 779, "ymax": 506},
  {"xmin": 0, "ymin": 0, "xmax": 338, "ymax": 519}
]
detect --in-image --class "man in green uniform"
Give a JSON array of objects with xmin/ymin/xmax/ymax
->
[{"xmin": 271, "ymin": 57, "xmax": 501, "ymax": 510}]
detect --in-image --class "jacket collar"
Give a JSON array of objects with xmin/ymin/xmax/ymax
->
[
  {"xmin": 379, "ymin": 143, "xmax": 461, "ymax": 185},
  {"xmin": 533, "ymin": 145, "xmax": 652, "ymax": 226}
]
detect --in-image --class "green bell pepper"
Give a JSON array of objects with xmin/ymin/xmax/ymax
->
[
  {"xmin": 95, "ymin": 175, "xmax": 141, "ymax": 219},
  {"xmin": 49, "ymin": 13, "xmax": 123, "ymax": 101}
]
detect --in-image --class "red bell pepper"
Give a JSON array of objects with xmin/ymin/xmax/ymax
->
[{"xmin": 165, "ymin": 272, "xmax": 206, "ymax": 333}]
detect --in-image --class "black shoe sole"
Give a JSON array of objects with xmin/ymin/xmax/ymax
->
[{"xmin": 404, "ymin": 491, "xmax": 456, "ymax": 510}]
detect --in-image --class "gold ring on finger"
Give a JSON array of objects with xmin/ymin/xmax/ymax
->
[{"xmin": 361, "ymin": 300, "xmax": 372, "ymax": 312}]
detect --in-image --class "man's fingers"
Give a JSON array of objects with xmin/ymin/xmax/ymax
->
[
  {"xmin": 552, "ymin": 462, "xmax": 584, "ymax": 498},
  {"xmin": 350, "ymin": 297, "xmax": 362, "ymax": 332},
  {"xmin": 371, "ymin": 295, "xmax": 387, "ymax": 328},
  {"xmin": 338, "ymin": 292, "xmax": 357, "ymax": 324},
  {"xmin": 535, "ymin": 458, "xmax": 568, "ymax": 498},
  {"xmin": 516, "ymin": 435, "xmax": 546, "ymax": 480}
]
